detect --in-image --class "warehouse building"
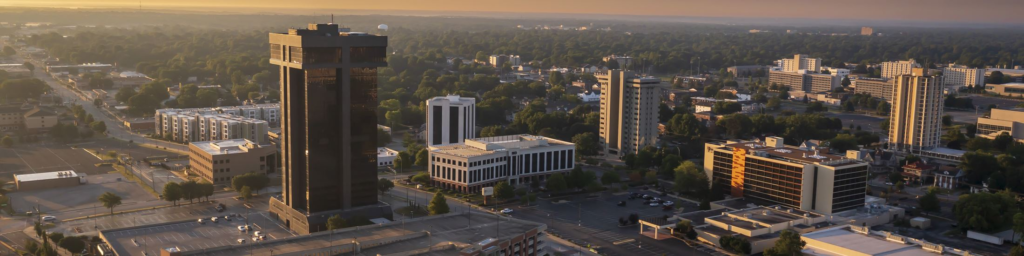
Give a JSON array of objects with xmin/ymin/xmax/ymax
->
[{"xmin": 14, "ymin": 171, "xmax": 86, "ymax": 191}]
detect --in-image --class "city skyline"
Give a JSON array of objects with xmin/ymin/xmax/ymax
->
[{"xmin": 5, "ymin": 0, "xmax": 1024, "ymax": 25}]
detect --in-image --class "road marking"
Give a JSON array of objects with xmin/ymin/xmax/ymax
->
[
  {"xmin": 45, "ymin": 148, "xmax": 75, "ymax": 171},
  {"xmin": 6, "ymin": 149, "xmax": 36, "ymax": 173}
]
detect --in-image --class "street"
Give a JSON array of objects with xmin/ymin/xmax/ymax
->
[{"xmin": 19, "ymin": 55, "xmax": 187, "ymax": 154}]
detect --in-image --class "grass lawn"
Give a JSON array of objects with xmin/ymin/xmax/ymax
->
[{"xmin": 111, "ymin": 164, "xmax": 160, "ymax": 197}]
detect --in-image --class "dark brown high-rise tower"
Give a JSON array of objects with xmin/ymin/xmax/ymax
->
[{"xmin": 267, "ymin": 23, "xmax": 391, "ymax": 234}]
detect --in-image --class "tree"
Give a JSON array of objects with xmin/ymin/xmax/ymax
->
[
  {"xmin": 895, "ymin": 181, "xmax": 905, "ymax": 192},
  {"xmin": 90, "ymin": 121, "xmax": 107, "ymax": 134},
  {"xmin": 494, "ymin": 181, "xmax": 515, "ymax": 201},
  {"xmin": 545, "ymin": 173, "xmax": 568, "ymax": 192},
  {"xmin": 601, "ymin": 171, "xmax": 621, "ymax": 185},
  {"xmin": 1012, "ymin": 245, "xmax": 1024, "ymax": 256},
  {"xmin": 163, "ymin": 182, "xmax": 182, "ymax": 206},
  {"xmin": 1014, "ymin": 213, "xmax": 1024, "ymax": 244},
  {"xmin": 659, "ymin": 154, "xmax": 682, "ymax": 178},
  {"xmin": 716, "ymin": 114, "xmax": 753, "ymax": 138},
  {"xmin": 712, "ymin": 101, "xmax": 742, "ymax": 115},
  {"xmin": 427, "ymin": 192, "xmax": 450, "ymax": 215},
  {"xmin": 327, "ymin": 215, "xmax": 347, "ymax": 230},
  {"xmin": 396, "ymin": 151, "xmax": 412, "ymax": 169},
  {"xmin": 965, "ymin": 137, "xmax": 993, "ymax": 152},
  {"xmin": 763, "ymin": 230, "xmax": 805, "ymax": 256},
  {"xmin": 720, "ymin": 235, "xmax": 752, "ymax": 255},
  {"xmin": 675, "ymin": 220, "xmax": 698, "ymax": 240},
  {"xmin": 572, "ymin": 132, "xmax": 600, "ymax": 156},
  {"xmin": 668, "ymin": 113, "xmax": 704, "ymax": 141},
  {"xmin": 876, "ymin": 102, "xmax": 890, "ymax": 116},
  {"xmin": 1, "ymin": 135, "xmax": 12, "ymax": 148},
  {"xmin": 942, "ymin": 114, "xmax": 953, "ymax": 126},
  {"xmin": 415, "ymin": 148, "xmax": 429, "ymax": 167},
  {"xmin": 22, "ymin": 62, "xmax": 34, "ymax": 73},
  {"xmin": 1, "ymin": 45, "xmax": 13, "ymax": 56},
  {"xmin": 888, "ymin": 171, "xmax": 904, "ymax": 185},
  {"xmin": 953, "ymin": 191, "xmax": 1018, "ymax": 232},
  {"xmin": 766, "ymin": 97, "xmax": 781, "ymax": 110},
  {"xmin": 98, "ymin": 192, "xmax": 122, "ymax": 215},
  {"xmin": 58, "ymin": 236, "xmax": 86, "ymax": 255},
  {"xmin": 239, "ymin": 186, "xmax": 252, "ymax": 203},
  {"xmin": 411, "ymin": 172, "xmax": 430, "ymax": 184},
  {"xmin": 115, "ymin": 87, "xmax": 135, "ymax": 103},
  {"xmin": 805, "ymin": 102, "xmax": 826, "ymax": 113},
  {"xmin": 919, "ymin": 189, "xmax": 940, "ymax": 213},
  {"xmin": 994, "ymin": 132, "xmax": 1014, "ymax": 152},
  {"xmin": 828, "ymin": 134, "xmax": 858, "ymax": 152},
  {"xmin": 377, "ymin": 178, "xmax": 394, "ymax": 196}
]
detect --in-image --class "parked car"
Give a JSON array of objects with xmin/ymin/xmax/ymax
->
[
  {"xmin": 649, "ymin": 202, "xmax": 660, "ymax": 207},
  {"xmin": 237, "ymin": 239, "xmax": 246, "ymax": 244},
  {"xmin": 617, "ymin": 201, "xmax": 626, "ymax": 207},
  {"xmin": 41, "ymin": 216, "xmax": 57, "ymax": 222},
  {"xmin": 253, "ymin": 231, "xmax": 262, "ymax": 237},
  {"xmin": 500, "ymin": 208, "xmax": 513, "ymax": 214},
  {"xmin": 197, "ymin": 219, "xmax": 205, "ymax": 224},
  {"xmin": 252, "ymin": 236, "xmax": 265, "ymax": 242},
  {"xmin": 223, "ymin": 215, "xmax": 232, "ymax": 221},
  {"xmin": 210, "ymin": 217, "xmax": 219, "ymax": 223},
  {"xmin": 663, "ymin": 201, "xmax": 674, "ymax": 206},
  {"xmin": 237, "ymin": 225, "xmax": 248, "ymax": 232}
]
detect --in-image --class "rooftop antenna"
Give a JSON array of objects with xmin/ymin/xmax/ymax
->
[{"xmin": 331, "ymin": 14, "xmax": 334, "ymax": 24}]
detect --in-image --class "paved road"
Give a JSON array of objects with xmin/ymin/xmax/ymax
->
[{"xmin": 21, "ymin": 56, "xmax": 187, "ymax": 154}]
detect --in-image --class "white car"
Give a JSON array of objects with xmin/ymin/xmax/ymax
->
[
  {"xmin": 500, "ymin": 208, "xmax": 513, "ymax": 214},
  {"xmin": 41, "ymin": 216, "xmax": 57, "ymax": 222},
  {"xmin": 210, "ymin": 217, "xmax": 219, "ymax": 223},
  {"xmin": 663, "ymin": 201, "xmax": 674, "ymax": 206},
  {"xmin": 237, "ymin": 239, "xmax": 246, "ymax": 244},
  {"xmin": 649, "ymin": 202, "xmax": 660, "ymax": 207},
  {"xmin": 885, "ymin": 182, "xmax": 893, "ymax": 186},
  {"xmin": 237, "ymin": 225, "xmax": 248, "ymax": 232},
  {"xmin": 253, "ymin": 231, "xmax": 262, "ymax": 237},
  {"xmin": 197, "ymin": 219, "xmax": 205, "ymax": 224}
]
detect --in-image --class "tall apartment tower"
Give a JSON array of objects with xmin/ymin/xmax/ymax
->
[
  {"xmin": 597, "ymin": 70, "xmax": 660, "ymax": 157},
  {"xmin": 426, "ymin": 95, "xmax": 476, "ymax": 146},
  {"xmin": 889, "ymin": 68, "xmax": 944, "ymax": 153},
  {"xmin": 861, "ymin": 27, "xmax": 874, "ymax": 36},
  {"xmin": 780, "ymin": 54, "xmax": 821, "ymax": 72},
  {"xmin": 880, "ymin": 59, "xmax": 920, "ymax": 79},
  {"xmin": 267, "ymin": 23, "xmax": 392, "ymax": 234}
]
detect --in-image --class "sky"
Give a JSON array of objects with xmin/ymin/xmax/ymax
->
[{"xmin": 6, "ymin": 0, "xmax": 1024, "ymax": 25}]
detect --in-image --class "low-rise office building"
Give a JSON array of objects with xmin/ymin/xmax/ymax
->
[
  {"xmin": 188, "ymin": 139, "xmax": 276, "ymax": 184},
  {"xmin": 14, "ymin": 171, "xmax": 85, "ymax": 191},
  {"xmin": 801, "ymin": 225, "xmax": 967, "ymax": 256},
  {"xmin": 377, "ymin": 147, "xmax": 398, "ymax": 167},
  {"xmin": 976, "ymin": 108, "xmax": 1024, "ymax": 142},
  {"xmin": 687, "ymin": 205, "xmax": 828, "ymax": 255},
  {"xmin": 428, "ymin": 134, "xmax": 574, "ymax": 193},
  {"xmin": 45, "ymin": 63, "xmax": 114, "ymax": 74},
  {"xmin": 703, "ymin": 137, "xmax": 869, "ymax": 215},
  {"xmin": 984, "ymin": 83, "xmax": 1024, "ymax": 97}
]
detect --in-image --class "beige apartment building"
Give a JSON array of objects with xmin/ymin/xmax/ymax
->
[
  {"xmin": 977, "ymin": 108, "xmax": 1024, "ymax": 142},
  {"xmin": 879, "ymin": 59, "xmax": 920, "ymax": 79},
  {"xmin": 851, "ymin": 77, "xmax": 893, "ymax": 103},
  {"xmin": 768, "ymin": 70, "xmax": 805, "ymax": 93},
  {"xmin": 942, "ymin": 64, "xmax": 985, "ymax": 89},
  {"xmin": 188, "ymin": 138, "xmax": 276, "ymax": 184},
  {"xmin": 703, "ymin": 137, "xmax": 869, "ymax": 215},
  {"xmin": 597, "ymin": 70, "xmax": 661, "ymax": 156},
  {"xmin": 806, "ymin": 73, "xmax": 839, "ymax": 93},
  {"xmin": 778, "ymin": 54, "xmax": 821, "ymax": 72},
  {"xmin": 889, "ymin": 68, "xmax": 943, "ymax": 153}
]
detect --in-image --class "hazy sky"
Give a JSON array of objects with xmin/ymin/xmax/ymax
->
[{"xmin": 8, "ymin": 0, "xmax": 1024, "ymax": 24}]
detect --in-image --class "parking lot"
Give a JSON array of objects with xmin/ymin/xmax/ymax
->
[
  {"xmin": 0, "ymin": 143, "xmax": 108, "ymax": 178},
  {"xmin": 8, "ymin": 173, "xmax": 156, "ymax": 215},
  {"xmin": 102, "ymin": 212, "xmax": 293, "ymax": 256},
  {"xmin": 513, "ymin": 190, "xmax": 703, "ymax": 256},
  {"xmin": 56, "ymin": 200, "xmax": 255, "ymax": 234}
]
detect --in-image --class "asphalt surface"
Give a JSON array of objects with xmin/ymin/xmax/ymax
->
[{"xmin": 103, "ymin": 212, "xmax": 291, "ymax": 256}]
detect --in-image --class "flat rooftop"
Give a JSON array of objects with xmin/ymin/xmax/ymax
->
[
  {"xmin": 191, "ymin": 139, "xmax": 263, "ymax": 155},
  {"xmin": 190, "ymin": 212, "xmax": 542, "ymax": 256},
  {"xmin": 15, "ymin": 170, "xmax": 79, "ymax": 182},
  {"xmin": 802, "ymin": 226, "xmax": 935, "ymax": 256},
  {"xmin": 432, "ymin": 134, "xmax": 572, "ymax": 158},
  {"xmin": 719, "ymin": 140, "xmax": 864, "ymax": 167},
  {"xmin": 678, "ymin": 209, "xmax": 729, "ymax": 226}
]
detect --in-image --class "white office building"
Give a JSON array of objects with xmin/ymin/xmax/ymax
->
[
  {"xmin": 428, "ymin": 135, "xmax": 575, "ymax": 192},
  {"xmin": 427, "ymin": 95, "xmax": 477, "ymax": 146}
]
